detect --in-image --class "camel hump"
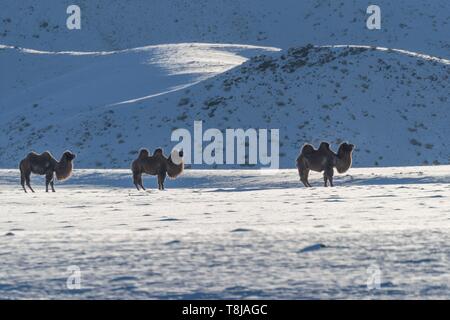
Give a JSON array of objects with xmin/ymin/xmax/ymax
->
[
  {"xmin": 25, "ymin": 151, "xmax": 38, "ymax": 158},
  {"xmin": 138, "ymin": 148, "xmax": 150, "ymax": 159},
  {"xmin": 318, "ymin": 142, "xmax": 331, "ymax": 151},
  {"xmin": 153, "ymin": 148, "xmax": 164, "ymax": 156},
  {"xmin": 301, "ymin": 144, "xmax": 315, "ymax": 154},
  {"xmin": 26, "ymin": 151, "xmax": 54, "ymax": 161},
  {"xmin": 41, "ymin": 151, "xmax": 54, "ymax": 159}
]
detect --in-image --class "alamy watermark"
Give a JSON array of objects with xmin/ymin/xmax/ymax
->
[
  {"xmin": 66, "ymin": 265, "xmax": 82, "ymax": 290},
  {"xmin": 366, "ymin": 263, "xmax": 382, "ymax": 290},
  {"xmin": 366, "ymin": 5, "xmax": 381, "ymax": 30},
  {"xmin": 171, "ymin": 121, "xmax": 280, "ymax": 170},
  {"xmin": 66, "ymin": 5, "xmax": 81, "ymax": 30}
]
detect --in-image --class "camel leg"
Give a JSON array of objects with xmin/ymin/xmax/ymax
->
[
  {"xmin": 323, "ymin": 173, "xmax": 328, "ymax": 187},
  {"xmin": 300, "ymin": 176, "xmax": 309, "ymax": 188},
  {"xmin": 25, "ymin": 173, "xmax": 34, "ymax": 193},
  {"xmin": 161, "ymin": 174, "xmax": 166, "ymax": 190},
  {"xmin": 158, "ymin": 173, "xmax": 163, "ymax": 190},
  {"xmin": 45, "ymin": 172, "xmax": 54, "ymax": 192},
  {"xmin": 20, "ymin": 172, "xmax": 27, "ymax": 193},
  {"xmin": 138, "ymin": 175, "xmax": 146, "ymax": 191},
  {"xmin": 325, "ymin": 166, "xmax": 334, "ymax": 187},
  {"xmin": 133, "ymin": 172, "xmax": 141, "ymax": 190},
  {"xmin": 297, "ymin": 161, "xmax": 307, "ymax": 187},
  {"xmin": 300, "ymin": 168, "xmax": 311, "ymax": 188},
  {"xmin": 158, "ymin": 172, "xmax": 166, "ymax": 190},
  {"xmin": 305, "ymin": 169, "xmax": 312, "ymax": 187}
]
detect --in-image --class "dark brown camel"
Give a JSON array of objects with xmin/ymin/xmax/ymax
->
[
  {"xmin": 131, "ymin": 148, "xmax": 184, "ymax": 191},
  {"xmin": 19, "ymin": 151, "xmax": 76, "ymax": 193},
  {"xmin": 296, "ymin": 142, "xmax": 354, "ymax": 187}
]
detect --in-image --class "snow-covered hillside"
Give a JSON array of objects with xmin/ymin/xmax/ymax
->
[
  {"xmin": 1, "ymin": 167, "xmax": 449, "ymax": 299},
  {"xmin": 1, "ymin": 0, "xmax": 449, "ymax": 168},
  {"xmin": 1, "ymin": 44, "xmax": 448, "ymax": 168},
  {"xmin": 0, "ymin": 43, "xmax": 281, "ymax": 167},
  {"xmin": 1, "ymin": 0, "xmax": 449, "ymax": 57}
]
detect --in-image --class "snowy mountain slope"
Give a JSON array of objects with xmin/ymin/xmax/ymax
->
[
  {"xmin": 156, "ymin": 44, "xmax": 449, "ymax": 168},
  {"xmin": 1, "ymin": 167, "xmax": 450, "ymax": 299},
  {"xmin": 0, "ymin": 42, "xmax": 279, "ymax": 121},
  {"xmin": 0, "ymin": 43, "xmax": 281, "ymax": 167},
  {"xmin": 1, "ymin": 0, "xmax": 449, "ymax": 57},
  {"xmin": 2, "ymin": 44, "xmax": 448, "ymax": 168}
]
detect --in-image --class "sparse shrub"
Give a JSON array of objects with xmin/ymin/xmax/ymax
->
[{"xmin": 178, "ymin": 98, "xmax": 190, "ymax": 106}]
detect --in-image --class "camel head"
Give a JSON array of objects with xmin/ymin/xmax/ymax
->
[
  {"xmin": 55, "ymin": 150, "xmax": 75, "ymax": 181},
  {"xmin": 169, "ymin": 149, "xmax": 184, "ymax": 165},
  {"xmin": 167, "ymin": 149, "xmax": 184, "ymax": 178},
  {"xmin": 335, "ymin": 142, "xmax": 354, "ymax": 173},
  {"xmin": 338, "ymin": 142, "xmax": 355, "ymax": 155},
  {"xmin": 63, "ymin": 150, "xmax": 76, "ymax": 161}
]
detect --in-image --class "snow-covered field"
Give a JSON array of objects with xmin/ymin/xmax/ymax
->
[{"xmin": 1, "ymin": 166, "xmax": 449, "ymax": 299}]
